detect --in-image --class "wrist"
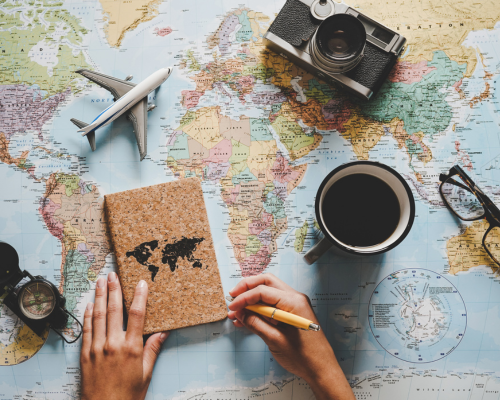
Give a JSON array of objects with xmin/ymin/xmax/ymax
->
[
  {"xmin": 301, "ymin": 346, "xmax": 336, "ymax": 384},
  {"xmin": 307, "ymin": 371, "xmax": 337, "ymax": 400},
  {"xmin": 303, "ymin": 355, "xmax": 355, "ymax": 400}
]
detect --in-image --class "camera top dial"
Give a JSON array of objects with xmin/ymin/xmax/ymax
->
[
  {"xmin": 310, "ymin": 0, "xmax": 335, "ymax": 20},
  {"xmin": 18, "ymin": 280, "xmax": 57, "ymax": 320}
]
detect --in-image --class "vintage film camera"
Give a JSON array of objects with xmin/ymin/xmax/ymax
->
[
  {"xmin": 0, "ymin": 242, "xmax": 82, "ymax": 343},
  {"xmin": 263, "ymin": 0, "xmax": 406, "ymax": 100}
]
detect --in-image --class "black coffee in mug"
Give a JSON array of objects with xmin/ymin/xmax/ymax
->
[
  {"xmin": 304, "ymin": 161, "xmax": 415, "ymax": 264},
  {"xmin": 321, "ymin": 174, "xmax": 400, "ymax": 247}
]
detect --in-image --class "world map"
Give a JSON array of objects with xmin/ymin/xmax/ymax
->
[
  {"xmin": 126, "ymin": 237, "xmax": 205, "ymax": 281},
  {"xmin": 2, "ymin": 0, "xmax": 500, "ymax": 397}
]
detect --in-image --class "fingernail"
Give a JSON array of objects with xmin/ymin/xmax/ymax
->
[
  {"xmin": 96, "ymin": 277, "xmax": 105, "ymax": 288},
  {"xmin": 160, "ymin": 332, "xmax": 168, "ymax": 343},
  {"xmin": 108, "ymin": 272, "xmax": 117, "ymax": 282},
  {"xmin": 229, "ymin": 287, "xmax": 235, "ymax": 295},
  {"xmin": 86, "ymin": 302, "xmax": 94, "ymax": 311},
  {"xmin": 138, "ymin": 280, "xmax": 147, "ymax": 288}
]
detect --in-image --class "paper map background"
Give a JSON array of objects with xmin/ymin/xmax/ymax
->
[{"xmin": 2, "ymin": 0, "xmax": 500, "ymax": 398}]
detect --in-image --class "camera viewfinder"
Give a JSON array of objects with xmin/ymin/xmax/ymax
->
[{"xmin": 371, "ymin": 26, "xmax": 395, "ymax": 45}]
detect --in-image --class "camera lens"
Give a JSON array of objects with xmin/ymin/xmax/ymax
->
[
  {"xmin": 318, "ymin": 15, "xmax": 365, "ymax": 59},
  {"xmin": 311, "ymin": 14, "xmax": 366, "ymax": 74},
  {"xmin": 327, "ymin": 30, "xmax": 350, "ymax": 54}
]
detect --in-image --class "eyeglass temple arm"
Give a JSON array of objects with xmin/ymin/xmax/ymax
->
[{"xmin": 478, "ymin": 191, "xmax": 500, "ymax": 219}]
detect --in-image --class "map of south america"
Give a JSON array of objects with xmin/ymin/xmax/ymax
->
[{"xmin": 126, "ymin": 237, "xmax": 205, "ymax": 281}]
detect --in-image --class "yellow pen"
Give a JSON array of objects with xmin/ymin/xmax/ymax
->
[{"xmin": 226, "ymin": 296, "xmax": 320, "ymax": 331}]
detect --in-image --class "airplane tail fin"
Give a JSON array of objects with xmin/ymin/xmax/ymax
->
[
  {"xmin": 70, "ymin": 118, "xmax": 96, "ymax": 151},
  {"xmin": 76, "ymin": 124, "xmax": 95, "ymax": 137},
  {"xmin": 70, "ymin": 118, "xmax": 89, "ymax": 129}
]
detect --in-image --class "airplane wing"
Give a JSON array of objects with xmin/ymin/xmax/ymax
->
[
  {"xmin": 75, "ymin": 69, "xmax": 136, "ymax": 99},
  {"xmin": 127, "ymin": 98, "xmax": 148, "ymax": 161}
]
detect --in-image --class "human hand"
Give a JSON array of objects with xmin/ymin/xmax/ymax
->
[
  {"xmin": 80, "ymin": 272, "xmax": 169, "ymax": 400},
  {"xmin": 227, "ymin": 274, "xmax": 354, "ymax": 400}
]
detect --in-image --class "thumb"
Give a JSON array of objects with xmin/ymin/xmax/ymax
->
[
  {"xmin": 143, "ymin": 331, "xmax": 169, "ymax": 380},
  {"xmin": 237, "ymin": 310, "xmax": 283, "ymax": 344}
]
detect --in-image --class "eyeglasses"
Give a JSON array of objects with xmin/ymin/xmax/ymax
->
[{"xmin": 439, "ymin": 165, "xmax": 500, "ymax": 266}]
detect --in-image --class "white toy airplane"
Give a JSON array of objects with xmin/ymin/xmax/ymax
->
[{"xmin": 71, "ymin": 67, "xmax": 173, "ymax": 161}]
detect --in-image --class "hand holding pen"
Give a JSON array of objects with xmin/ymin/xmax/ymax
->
[
  {"xmin": 226, "ymin": 296, "xmax": 320, "ymax": 331},
  {"xmin": 227, "ymin": 274, "xmax": 355, "ymax": 400}
]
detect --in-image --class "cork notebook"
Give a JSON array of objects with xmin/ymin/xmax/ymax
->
[{"xmin": 104, "ymin": 178, "xmax": 227, "ymax": 335}]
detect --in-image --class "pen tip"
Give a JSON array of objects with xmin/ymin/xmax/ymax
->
[
  {"xmin": 309, "ymin": 323, "xmax": 321, "ymax": 332},
  {"xmin": 225, "ymin": 296, "xmax": 234, "ymax": 302}
]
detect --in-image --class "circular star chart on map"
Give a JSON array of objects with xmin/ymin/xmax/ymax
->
[{"xmin": 368, "ymin": 269, "xmax": 467, "ymax": 363}]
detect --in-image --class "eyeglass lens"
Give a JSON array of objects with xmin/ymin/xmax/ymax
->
[
  {"xmin": 484, "ymin": 226, "xmax": 500, "ymax": 264},
  {"xmin": 441, "ymin": 176, "xmax": 485, "ymax": 220}
]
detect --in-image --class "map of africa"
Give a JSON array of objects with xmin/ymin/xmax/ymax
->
[{"xmin": 2, "ymin": 0, "xmax": 500, "ymax": 397}]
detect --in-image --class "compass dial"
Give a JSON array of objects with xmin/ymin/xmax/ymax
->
[{"xmin": 18, "ymin": 281, "xmax": 56, "ymax": 320}]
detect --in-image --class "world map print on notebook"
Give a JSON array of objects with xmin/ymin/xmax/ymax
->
[{"xmin": 126, "ymin": 237, "xmax": 206, "ymax": 281}]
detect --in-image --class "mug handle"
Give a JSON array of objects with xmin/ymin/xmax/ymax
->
[{"xmin": 304, "ymin": 236, "xmax": 333, "ymax": 265}]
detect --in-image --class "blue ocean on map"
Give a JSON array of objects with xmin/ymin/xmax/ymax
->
[{"xmin": 3, "ymin": 0, "xmax": 500, "ymax": 398}]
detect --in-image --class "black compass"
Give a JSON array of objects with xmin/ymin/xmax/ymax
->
[
  {"xmin": 19, "ymin": 280, "xmax": 57, "ymax": 320},
  {"xmin": 0, "ymin": 241, "xmax": 82, "ymax": 343}
]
